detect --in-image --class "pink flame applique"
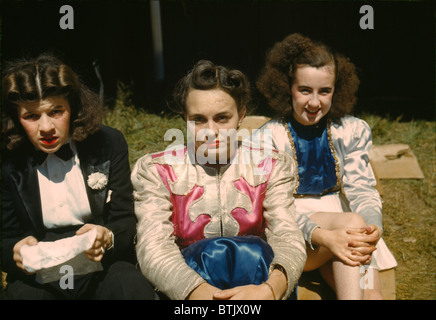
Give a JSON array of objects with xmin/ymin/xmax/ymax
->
[
  {"xmin": 154, "ymin": 163, "xmax": 210, "ymax": 248},
  {"xmin": 231, "ymin": 157, "xmax": 276, "ymax": 236}
]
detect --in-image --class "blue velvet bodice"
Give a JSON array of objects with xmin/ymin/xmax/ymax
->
[{"xmin": 286, "ymin": 116, "xmax": 338, "ymax": 196}]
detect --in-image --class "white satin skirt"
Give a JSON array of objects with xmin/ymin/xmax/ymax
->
[{"xmin": 295, "ymin": 193, "xmax": 397, "ymax": 271}]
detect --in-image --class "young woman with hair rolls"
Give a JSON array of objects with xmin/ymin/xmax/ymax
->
[{"xmin": 254, "ymin": 33, "xmax": 397, "ymax": 300}]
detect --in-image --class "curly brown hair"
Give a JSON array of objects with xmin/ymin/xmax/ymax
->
[
  {"xmin": 172, "ymin": 60, "xmax": 251, "ymax": 116},
  {"xmin": 2, "ymin": 53, "xmax": 104, "ymax": 151},
  {"xmin": 256, "ymin": 33, "xmax": 359, "ymax": 123}
]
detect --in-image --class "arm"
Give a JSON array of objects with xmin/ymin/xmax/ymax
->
[
  {"xmin": 1, "ymin": 160, "xmax": 36, "ymax": 277},
  {"xmin": 341, "ymin": 119, "xmax": 383, "ymax": 232},
  {"xmin": 102, "ymin": 128, "xmax": 137, "ymax": 262},
  {"xmin": 131, "ymin": 154, "xmax": 206, "ymax": 300},
  {"xmin": 261, "ymin": 151, "xmax": 307, "ymax": 299}
]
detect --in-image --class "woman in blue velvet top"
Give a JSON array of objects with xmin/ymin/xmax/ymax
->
[{"xmin": 254, "ymin": 33, "xmax": 397, "ymax": 299}]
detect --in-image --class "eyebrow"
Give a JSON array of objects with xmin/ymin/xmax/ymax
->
[
  {"xmin": 188, "ymin": 111, "xmax": 232, "ymax": 118},
  {"xmin": 20, "ymin": 104, "xmax": 65, "ymax": 115}
]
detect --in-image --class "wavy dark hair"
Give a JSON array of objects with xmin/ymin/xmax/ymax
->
[
  {"xmin": 172, "ymin": 60, "xmax": 251, "ymax": 116},
  {"xmin": 256, "ymin": 33, "xmax": 360, "ymax": 123},
  {"xmin": 2, "ymin": 53, "xmax": 103, "ymax": 151}
]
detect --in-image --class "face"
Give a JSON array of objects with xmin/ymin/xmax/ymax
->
[
  {"xmin": 185, "ymin": 88, "xmax": 245, "ymax": 165},
  {"xmin": 291, "ymin": 65, "xmax": 335, "ymax": 126},
  {"xmin": 18, "ymin": 96, "xmax": 71, "ymax": 153}
]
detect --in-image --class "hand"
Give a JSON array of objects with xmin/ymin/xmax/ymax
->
[
  {"xmin": 345, "ymin": 224, "xmax": 380, "ymax": 260},
  {"xmin": 13, "ymin": 236, "xmax": 38, "ymax": 273},
  {"xmin": 317, "ymin": 228, "xmax": 373, "ymax": 266},
  {"xmin": 213, "ymin": 283, "xmax": 274, "ymax": 300},
  {"xmin": 76, "ymin": 224, "xmax": 113, "ymax": 262},
  {"xmin": 213, "ymin": 268, "xmax": 287, "ymax": 300},
  {"xmin": 187, "ymin": 282, "xmax": 221, "ymax": 300}
]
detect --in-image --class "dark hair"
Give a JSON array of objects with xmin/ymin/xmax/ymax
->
[
  {"xmin": 2, "ymin": 53, "xmax": 104, "ymax": 150},
  {"xmin": 256, "ymin": 33, "xmax": 360, "ymax": 123},
  {"xmin": 172, "ymin": 60, "xmax": 251, "ymax": 116}
]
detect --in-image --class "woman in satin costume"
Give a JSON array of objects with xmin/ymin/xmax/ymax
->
[
  {"xmin": 131, "ymin": 60, "xmax": 306, "ymax": 300},
  {"xmin": 254, "ymin": 34, "xmax": 397, "ymax": 299}
]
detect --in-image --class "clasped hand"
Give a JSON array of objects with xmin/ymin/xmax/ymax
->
[
  {"xmin": 324, "ymin": 224, "xmax": 381, "ymax": 267},
  {"xmin": 13, "ymin": 223, "xmax": 112, "ymax": 273}
]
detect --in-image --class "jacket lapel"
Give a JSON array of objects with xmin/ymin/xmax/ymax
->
[
  {"xmin": 10, "ymin": 156, "xmax": 45, "ymax": 233},
  {"xmin": 77, "ymin": 143, "xmax": 110, "ymax": 225}
]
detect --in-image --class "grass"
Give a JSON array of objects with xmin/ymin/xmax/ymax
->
[
  {"xmin": 361, "ymin": 114, "xmax": 436, "ymax": 300},
  {"xmin": 103, "ymin": 82, "xmax": 187, "ymax": 165}
]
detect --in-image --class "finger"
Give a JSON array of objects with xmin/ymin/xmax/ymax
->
[
  {"xmin": 350, "ymin": 251, "xmax": 372, "ymax": 261},
  {"xmin": 213, "ymin": 288, "xmax": 238, "ymax": 300},
  {"xmin": 346, "ymin": 227, "xmax": 367, "ymax": 234},
  {"xmin": 91, "ymin": 239, "xmax": 103, "ymax": 249},
  {"xmin": 85, "ymin": 246, "xmax": 105, "ymax": 257},
  {"xmin": 351, "ymin": 245, "xmax": 377, "ymax": 255},
  {"xmin": 85, "ymin": 251, "xmax": 104, "ymax": 262},
  {"xmin": 27, "ymin": 236, "xmax": 39, "ymax": 246},
  {"xmin": 348, "ymin": 232, "xmax": 379, "ymax": 244},
  {"xmin": 341, "ymin": 255, "xmax": 362, "ymax": 267},
  {"xmin": 76, "ymin": 224, "xmax": 93, "ymax": 235}
]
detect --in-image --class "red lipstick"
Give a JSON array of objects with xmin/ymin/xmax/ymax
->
[{"xmin": 41, "ymin": 137, "xmax": 58, "ymax": 145}]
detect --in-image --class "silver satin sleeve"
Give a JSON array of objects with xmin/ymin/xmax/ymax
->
[
  {"xmin": 131, "ymin": 154, "xmax": 205, "ymax": 300},
  {"xmin": 332, "ymin": 117, "xmax": 383, "ymax": 231},
  {"xmin": 262, "ymin": 151, "xmax": 307, "ymax": 299},
  {"xmin": 252, "ymin": 120, "xmax": 320, "ymax": 249}
]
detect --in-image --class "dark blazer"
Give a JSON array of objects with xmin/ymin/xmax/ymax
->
[{"xmin": 1, "ymin": 125, "xmax": 137, "ymax": 280}]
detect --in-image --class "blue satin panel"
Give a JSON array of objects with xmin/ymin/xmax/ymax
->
[
  {"xmin": 182, "ymin": 236, "xmax": 274, "ymax": 289},
  {"xmin": 287, "ymin": 116, "xmax": 337, "ymax": 195}
]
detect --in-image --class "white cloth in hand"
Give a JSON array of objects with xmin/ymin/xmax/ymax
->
[{"xmin": 21, "ymin": 228, "xmax": 103, "ymax": 284}]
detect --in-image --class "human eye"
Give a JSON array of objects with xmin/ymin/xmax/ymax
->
[
  {"xmin": 299, "ymin": 87, "xmax": 311, "ymax": 94},
  {"xmin": 215, "ymin": 114, "xmax": 230, "ymax": 123},
  {"xmin": 190, "ymin": 116, "xmax": 206, "ymax": 124},
  {"xmin": 320, "ymin": 88, "xmax": 333, "ymax": 95},
  {"xmin": 50, "ymin": 107, "xmax": 65, "ymax": 117},
  {"xmin": 22, "ymin": 113, "xmax": 38, "ymax": 120}
]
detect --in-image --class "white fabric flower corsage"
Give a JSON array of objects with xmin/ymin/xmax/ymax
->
[{"xmin": 87, "ymin": 172, "xmax": 108, "ymax": 190}]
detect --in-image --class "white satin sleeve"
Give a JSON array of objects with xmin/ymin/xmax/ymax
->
[
  {"xmin": 262, "ymin": 150, "xmax": 307, "ymax": 299},
  {"xmin": 131, "ymin": 154, "xmax": 205, "ymax": 300},
  {"xmin": 333, "ymin": 117, "xmax": 383, "ymax": 230},
  {"xmin": 253, "ymin": 120, "xmax": 320, "ymax": 248}
]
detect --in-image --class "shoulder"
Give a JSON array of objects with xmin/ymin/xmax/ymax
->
[
  {"xmin": 132, "ymin": 145, "xmax": 187, "ymax": 171},
  {"xmin": 256, "ymin": 117, "xmax": 287, "ymax": 135},
  {"xmin": 332, "ymin": 115, "xmax": 371, "ymax": 132},
  {"xmin": 331, "ymin": 115, "xmax": 373, "ymax": 150},
  {"xmin": 77, "ymin": 125, "xmax": 127, "ymax": 154},
  {"xmin": 238, "ymin": 142, "xmax": 295, "ymax": 173},
  {"xmin": 251, "ymin": 117, "xmax": 289, "ymax": 150}
]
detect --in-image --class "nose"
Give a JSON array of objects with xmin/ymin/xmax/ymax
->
[
  {"xmin": 206, "ymin": 120, "xmax": 219, "ymax": 137},
  {"xmin": 39, "ymin": 113, "xmax": 55, "ymax": 134},
  {"xmin": 308, "ymin": 93, "xmax": 320, "ymax": 108}
]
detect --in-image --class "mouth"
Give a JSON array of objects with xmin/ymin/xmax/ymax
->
[
  {"xmin": 305, "ymin": 108, "xmax": 320, "ymax": 117},
  {"xmin": 204, "ymin": 140, "xmax": 220, "ymax": 148},
  {"xmin": 40, "ymin": 136, "xmax": 58, "ymax": 145}
]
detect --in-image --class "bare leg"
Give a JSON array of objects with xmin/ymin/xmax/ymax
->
[
  {"xmin": 305, "ymin": 212, "xmax": 366, "ymax": 299},
  {"xmin": 363, "ymin": 267, "xmax": 383, "ymax": 300}
]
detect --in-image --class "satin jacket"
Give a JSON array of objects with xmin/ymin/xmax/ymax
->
[
  {"xmin": 253, "ymin": 115, "xmax": 383, "ymax": 247},
  {"xmin": 132, "ymin": 143, "xmax": 306, "ymax": 300}
]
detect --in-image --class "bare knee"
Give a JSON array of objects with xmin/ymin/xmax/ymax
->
[{"xmin": 343, "ymin": 212, "xmax": 367, "ymax": 228}]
